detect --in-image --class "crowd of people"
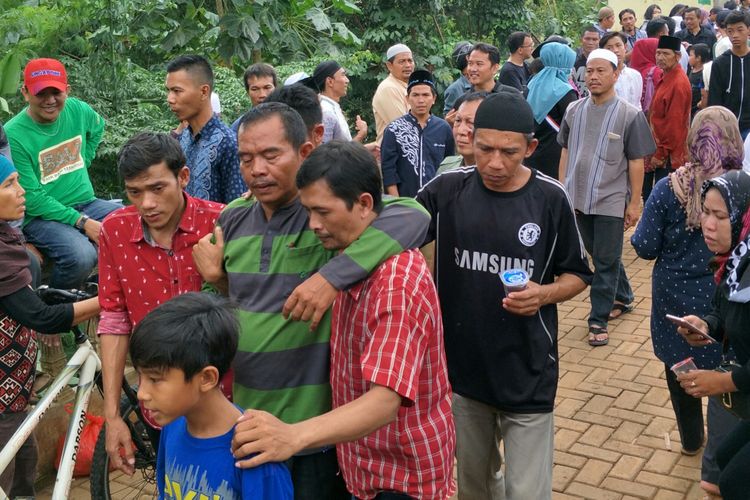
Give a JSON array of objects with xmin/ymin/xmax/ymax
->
[{"xmin": 2, "ymin": 2, "xmax": 750, "ymax": 499}]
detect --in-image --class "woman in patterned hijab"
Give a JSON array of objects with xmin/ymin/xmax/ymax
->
[
  {"xmin": 672, "ymin": 106, "xmax": 745, "ymax": 230},
  {"xmin": 631, "ymin": 108, "xmax": 744, "ymax": 498}
]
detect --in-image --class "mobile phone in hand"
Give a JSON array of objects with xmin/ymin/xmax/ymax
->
[{"xmin": 665, "ymin": 314, "xmax": 718, "ymax": 343}]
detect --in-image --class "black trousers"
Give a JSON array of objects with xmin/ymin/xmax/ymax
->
[{"xmin": 717, "ymin": 419, "xmax": 750, "ymax": 500}]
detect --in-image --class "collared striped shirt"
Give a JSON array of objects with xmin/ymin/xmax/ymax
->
[{"xmin": 218, "ymin": 196, "xmax": 430, "ymax": 424}]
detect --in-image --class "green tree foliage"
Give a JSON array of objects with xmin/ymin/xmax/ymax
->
[{"xmin": 0, "ymin": 0, "xmax": 602, "ymax": 198}]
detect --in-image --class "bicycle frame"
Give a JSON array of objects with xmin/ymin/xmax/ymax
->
[{"xmin": 0, "ymin": 337, "xmax": 101, "ymax": 500}]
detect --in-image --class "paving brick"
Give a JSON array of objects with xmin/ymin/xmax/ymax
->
[
  {"xmin": 575, "ymin": 459, "xmax": 612, "ymax": 486},
  {"xmin": 554, "ymin": 451, "xmax": 588, "ymax": 469},
  {"xmin": 611, "ymin": 421, "xmax": 646, "ymax": 443},
  {"xmin": 555, "ymin": 428, "xmax": 582, "ymax": 452},
  {"xmin": 555, "ymin": 416, "xmax": 590, "ymax": 433},
  {"xmin": 671, "ymin": 464, "xmax": 700, "ymax": 481},
  {"xmin": 610, "ymin": 364, "xmax": 641, "ymax": 381},
  {"xmin": 559, "ymin": 370, "xmax": 589, "ymax": 390},
  {"xmin": 600, "ymin": 477, "xmax": 657, "ymax": 498},
  {"xmin": 601, "ymin": 439, "xmax": 655, "ymax": 459},
  {"xmin": 643, "ymin": 449, "xmax": 680, "ymax": 474},
  {"xmin": 565, "ymin": 481, "xmax": 623, "ymax": 500},
  {"xmin": 556, "ymin": 398, "xmax": 586, "ymax": 418},
  {"xmin": 575, "ymin": 410, "xmax": 622, "ymax": 428},
  {"xmin": 643, "ymin": 416, "xmax": 676, "ymax": 437},
  {"xmin": 609, "ymin": 455, "xmax": 646, "ymax": 480},
  {"xmin": 578, "ymin": 424, "xmax": 613, "ymax": 447},
  {"xmin": 607, "ymin": 378, "xmax": 651, "ymax": 393},
  {"xmin": 612, "ymin": 341, "xmax": 641, "ymax": 356},
  {"xmin": 553, "ymin": 464, "xmax": 578, "ymax": 492},
  {"xmin": 612, "ymin": 390, "xmax": 643, "ymax": 410},
  {"xmin": 552, "ymin": 493, "xmax": 584, "ymax": 500},
  {"xmin": 557, "ymin": 388, "xmax": 593, "ymax": 401},
  {"xmin": 569, "ymin": 443, "xmax": 621, "ymax": 463},
  {"xmin": 606, "ymin": 353, "xmax": 649, "ymax": 367},
  {"xmin": 641, "ymin": 385, "xmax": 669, "ymax": 406},
  {"xmin": 576, "ymin": 382, "xmax": 622, "ymax": 398},
  {"xmin": 652, "ymin": 490, "xmax": 686, "ymax": 500},
  {"xmin": 637, "ymin": 470, "xmax": 691, "ymax": 492},
  {"xmin": 637, "ymin": 402, "xmax": 678, "ymax": 420},
  {"xmin": 605, "ymin": 407, "xmax": 653, "ymax": 425}
]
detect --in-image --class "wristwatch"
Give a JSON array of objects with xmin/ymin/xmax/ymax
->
[{"xmin": 75, "ymin": 215, "xmax": 90, "ymax": 233}]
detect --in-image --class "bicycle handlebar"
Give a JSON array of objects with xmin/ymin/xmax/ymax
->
[{"xmin": 36, "ymin": 284, "xmax": 98, "ymax": 305}]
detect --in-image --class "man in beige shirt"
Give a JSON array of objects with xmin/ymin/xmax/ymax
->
[{"xmin": 372, "ymin": 43, "xmax": 414, "ymax": 142}]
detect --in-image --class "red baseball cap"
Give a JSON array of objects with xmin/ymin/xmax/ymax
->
[{"xmin": 23, "ymin": 58, "xmax": 68, "ymax": 95}]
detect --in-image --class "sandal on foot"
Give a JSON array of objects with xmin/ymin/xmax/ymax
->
[
  {"xmin": 608, "ymin": 302, "xmax": 633, "ymax": 321},
  {"xmin": 588, "ymin": 326, "xmax": 609, "ymax": 346}
]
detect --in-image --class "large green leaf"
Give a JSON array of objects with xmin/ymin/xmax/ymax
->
[
  {"xmin": 305, "ymin": 7, "xmax": 331, "ymax": 33},
  {"xmin": 0, "ymin": 97, "xmax": 9, "ymax": 115},
  {"xmin": 221, "ymin": 12, "xmax": 261, "ymax": 43},
  {"xmin": 0, "ymin": 51, "xmax": 22, "ymax": 96}
]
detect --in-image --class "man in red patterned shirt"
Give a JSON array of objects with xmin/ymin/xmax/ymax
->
[
  {"xmin": 96, "ymin": 132, "xmax": 224, "ymax": 475},
  {"xmin": 231, "ymin": 141, "xmax": 455, "ymax": 500}
]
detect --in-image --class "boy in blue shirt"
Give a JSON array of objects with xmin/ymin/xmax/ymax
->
[{"xmin": 129, "ymin": 292, "xmax": 293, "ymax": 499}]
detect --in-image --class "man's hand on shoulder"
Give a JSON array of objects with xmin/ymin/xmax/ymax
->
[
  {"xmin": 231, "ymin": 410, "xmax": 303, "ymax": 468},
  {"xmin": 283, "ymin": 272, "xmax": 337, "ymax": 331}
]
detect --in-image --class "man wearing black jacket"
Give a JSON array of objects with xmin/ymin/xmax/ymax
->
[{"xmin": 708, "ymin": 11, "xmax": 750, "ymax": 137}]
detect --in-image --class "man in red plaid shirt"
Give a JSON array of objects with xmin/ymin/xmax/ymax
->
[{"xmin": 231, "ymin": 140, "xmax": 455, "ymax": 500}]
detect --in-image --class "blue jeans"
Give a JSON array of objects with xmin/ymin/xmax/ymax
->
[
  {"xmin": 285, "ymin": 448, "xmax": 349, "ymax": 500},
  {"xmin": 575, "ymin": 213, "xmax": 634, "ymax": 329},
  {"xmin": 22, "ymin": 198, "xmax": 122, "ymax": 289}
]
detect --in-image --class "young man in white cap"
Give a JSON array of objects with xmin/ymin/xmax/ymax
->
[
  {"xmin": 381, "ymin": 70, "xmax": 454, "ymax": 197},
  {"xmin": 416, "ymin": 90, "xmax": 592, "ymax": 500},
  {"xmin": 372, "ymin": 43, "xmax": 414, "ymax": 142},
  {"xmin": 558, "ymin": 48, "xmax": 656, "ymax": 347}
]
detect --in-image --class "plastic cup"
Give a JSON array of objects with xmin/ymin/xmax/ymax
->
[
  {"xmin": 500, "ymin": 269, "xmax": 529, "ymax": 296},
  {"xmin": 670, "ymin": 357, "xmax": 698, "ymax": 376}
]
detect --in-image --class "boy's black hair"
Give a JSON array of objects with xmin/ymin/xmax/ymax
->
[
  {"xmin": 599, "ymin": 31, "xmax": 628, "ymax": 48},
  {"xmin": 683, "ymin": 7, "xmax": 702, "ymax": 19},
  {"xmin": 118, "ymin": 132, "xmax": 186, "ymax": 180},
  {"xmin": 726, "ymin": 10, "xmax": 750, "ymax": 27},
  {"xmin": 264, "ymin": 84, "xmax": 323, "ymax": 137},
  {"xmin": 166, "ymin": 54, "xmax": 214, "ymax": 91},
  {"xmin": 688, "ymin": 43, "xmax": 711, "ymax": 63},
  {"xmin": 243, "ymin": 62, "xmax": 277, "ymax": 92},
  {"xmin": 724, "ymin": 1, "xmax": 736, "ymax": 11},
  {"xmin": 296, "ymin": 141, "xmax": 383, "ymax": 213},
  {"xmin": 470, "ymin": 42, "xmax": 501, "ymax": 65},
  {"xmin": 237, "ymin": 101, "xmax": 307, "ymax": 150},
  {"xmin": 129, "ymin": 292, "xmax": 238, "ymax": 381}
]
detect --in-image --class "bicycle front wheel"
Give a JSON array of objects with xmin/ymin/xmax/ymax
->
[{"xmin": 89, "ymin": 387, "xmax": 159, "ymax": 499}]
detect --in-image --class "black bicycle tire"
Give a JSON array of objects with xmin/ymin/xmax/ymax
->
[{"xmin": 89, "ymin": 387, "xmax": 159, "ymax": 499}]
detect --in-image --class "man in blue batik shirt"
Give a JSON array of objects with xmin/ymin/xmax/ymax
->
[
  {"xmin": 166, "ymin": 55, "xmax": 245, "ymax": 204},
  {"xmin": 381, "ymin": 70, "xmax": 455, "ymax": 197}
]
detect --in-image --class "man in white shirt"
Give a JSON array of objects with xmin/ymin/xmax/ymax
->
[
  {"xmin": 307, "ymin": 60, "xmax": 367, "ymax": 144},
  {"xmin": 372, "ymin": 44, "xmax": 414, "ymax": 142},
  {"xmin": 600, "ymin": 32, "xmax": 643, "ymax": 110}
]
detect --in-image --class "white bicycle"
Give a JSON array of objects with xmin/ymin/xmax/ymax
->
[{"xmin": 0, "ymin": 286, "xmax": 158, "ymax": 500}]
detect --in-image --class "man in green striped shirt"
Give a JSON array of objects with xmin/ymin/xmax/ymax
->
[{"xmin": 194, "ymin": 102, "xmax": 430, "ymax": 498}]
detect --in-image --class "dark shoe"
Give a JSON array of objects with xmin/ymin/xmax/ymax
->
[
  {"xmin": 588, "ymin": 325, "xmax": 609, "ymax": 346},
  {"xmin": 608, "ymin": 302, "xmax": 634, "ymax": 321}
]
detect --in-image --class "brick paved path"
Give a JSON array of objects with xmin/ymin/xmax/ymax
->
[{"xmin": 38, "ymin": 230, "xmax": 706, "ymax": 499}]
